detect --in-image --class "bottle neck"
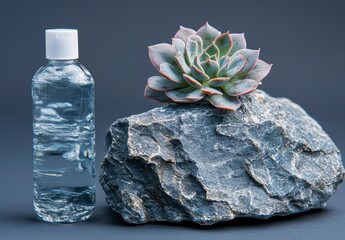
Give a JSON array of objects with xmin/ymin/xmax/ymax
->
[{"xmin": 47, "ymin": 59, "xmax": 78, "ymax": 66}]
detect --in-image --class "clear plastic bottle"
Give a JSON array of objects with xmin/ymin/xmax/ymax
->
[{"xmin": 32, "ymin": 29, "xmax": 95, "ymax": 223}]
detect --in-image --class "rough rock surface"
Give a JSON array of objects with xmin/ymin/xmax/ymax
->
[{"xmin": 100, "ymin": 90, "xmax": 344, "ymax": 225}]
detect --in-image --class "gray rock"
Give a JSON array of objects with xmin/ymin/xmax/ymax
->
[{"xmin": 99, "ymin": 90, "xmax": 344, "ymax": 225}]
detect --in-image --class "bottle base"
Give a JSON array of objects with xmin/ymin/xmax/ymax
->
[{"xmin": 34, "ymin": 186, "xmax": 95, "ymax": 223}]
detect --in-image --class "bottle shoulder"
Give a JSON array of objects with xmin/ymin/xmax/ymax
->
[{"xmin": 32, "ymin": 60, "xmax": 94, "ymax": 85}]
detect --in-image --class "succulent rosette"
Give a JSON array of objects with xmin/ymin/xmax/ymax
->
[{"xmin": 145, "ymin": 22, "xmax": 272, "ymax": 110}]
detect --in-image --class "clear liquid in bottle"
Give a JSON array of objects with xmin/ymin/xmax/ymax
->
[{"xmin": 32, "ymin": 29, "xmax": 95, "ymax": 223}]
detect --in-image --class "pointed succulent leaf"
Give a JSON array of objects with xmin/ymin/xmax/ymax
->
[
  {"xmin": 159, "ymin": 62, "xmax": 184, "ymax": 83},
  {"xmin": 193, "ymin": 55, "xmax": 203, "ymax": 70},
  {"xmin": 166, "ymin": 86, "xmax": 197, "ymax": 103},
  {"xmin": 208, "ymin": 77, "xmax": 231, "ymax": 87},
  {"xmin": 222, "ymin": 79, "xmax": 258, "ymax": 96},
  {"xmin": 174, "ymin": 26, "xmax": 196, "ymax": 43},
  {"xmin": 185, "ymin": 39, "xmax": 198, "ymax": 65},
  {"xmin": 186, "ymin": 89, "xmax": 205, "ymax": 101},
  {"xmin": 218, "ymin": 55, "xmax": 246, "ymax": 77},
  {"xmin": 147, "ymin": 76, "xmax": 185, "ymax": 91},
  {"xmin": 246, "ymin": 59, "xmax": 272, "ymax": 82},
  {"xmin": 172, "ymin": 38, "xmax": 185, "ymax": 53},
  {"xmin": 229, "ymin": 33, "xmax": 247, "ymax": 56},
  {"xmin": 200, "ymin": 59, "xmax": 220, "ymax": 78},
  {"xmin": 219, "ymin": 56, "xmax": 230, "ymax": 68},
  {"xmin": 227, "ymin": 55, "xmax": 247, "ymax": 76},
  {"xmin": 205, "ymin": 43, "xmax": 220, "ymax": 60},
  {"xmin": 183, "ymin": 74, "xmax": 203, "ymax": 88},
  {"xmin": 207, "ymin": 94, "xmax": 241, "ymax": 111},
  {"xmin": 148, "ymin": 43, "xmax": 176, "ymax": 71},
  {"xmin": 232, "ymin": 49, "xmax": 260, "ymax": 75},
  {"xmin": 199, "ymin": 50, "xmax": 210, "ymax": 62},
  {"xmin": 190, "ymin": 65, "xmax": 210, "ymax": 81},
  {"xmin": 214, "ymin": 32, "xmax": 232, "ymax": 58},
  {"xmin": 175, "ymin": 52, "xmax": 191, "ymax": 74},
  {"xmin": 217, "ymin": 57, "xmax": 232, "ymax": 77},
  {"xmin": 144, "ymin": 85, "xmax": 171, "ymax": 103},
  {"xmin": 201, "ymin": 86, "xmax": 223, "ymax": 95},
  {"xmin": 188, "ymin": 35, "xmax": 203, "ymax": 54},
  {"xmin": 196, "ymin": 22, "xmax": 221, "ymax": 48}
]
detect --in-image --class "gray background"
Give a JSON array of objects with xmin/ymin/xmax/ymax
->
[{"xmin": 0, "ymin": 0, "xmax": 344, "ymax": 239}]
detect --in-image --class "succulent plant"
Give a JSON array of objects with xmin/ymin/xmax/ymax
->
[{"xmin": 145, "ymin": 22, "xmax": 272, "ymax": 111}]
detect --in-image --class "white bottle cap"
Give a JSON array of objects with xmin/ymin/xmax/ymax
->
[{"xmin": 45, "ymin": 29, "xmax": 79, "ymax": 60}]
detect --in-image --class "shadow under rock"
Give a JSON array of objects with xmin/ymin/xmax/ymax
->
[
  {"xmin": 93, "ymin": 206, "xmax": 137, "ymax": 227},
  {"xmin": 98, "ymin": 206, "xmax": 331, "ymax": 230},
  {"xmin": 182, "ymin": 208, "xmax": 329, "ymax": 230}
]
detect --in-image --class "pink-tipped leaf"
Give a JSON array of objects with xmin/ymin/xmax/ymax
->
[
  {"xmin": 205, "ymin": 43, "xmax": 220, "ymax": 60},
  {"xmin": 201, "ymin": 86, "xmax": 223, "ymax": 95},
  {"xmin": 147, "ymin": 76, "xmax": 185, "ymax": 91},
  {"xmin": 196, "ymin": 22, "xmax": 221, "ymax": 48},
  {"xmin": 217, "ymin": 55, "xmax": 246, "ymax": 77},
  {"xmin": 144, "ymin": 85, "xmax": 171, "ymax": 103},
  {"xmin": 222, "ymin": 79, "xmax": 258, "ymax": 96},
  {"xmin": 188, "ymin": 35, "xmax": 203, "ymax": 54},
  {"xmin": 175, "ymin": 52, "xmax": 191, "ymax": 74},
  {"xmin": 219, "ymin": 55, "xmax": 230, "ymax": 68},
  {"xmin": 183, "ymin": 74, "xmax": 203, "ymax": 88},
  {"xmin": 172, "ymin": 38, "xmax": 185, "ymax": 53},
  {"xmin": 166, "ymin": 86, "xmax": 197, "ymax": 103},
  {"xmin": 246, "ymin": 59, "xmax": 272, "ymax": 82},
  {"xmin": 174, "ymin": 26, "xmax": 196, "ymax": 43},
  {"xmin": 186, "ymin": 89, "xmax": 205, "ymax": 101},
  {"xmin": 190, "ymin": 65, "xmax": 210, "ymax": 81},
  {"xmin": 185, "ymin": 39, "xmax": 198, "ymax": 65},
  {"xmin": 229, "ymin": 33, "xmax": 247, "ymax": 56},
  {"xmin": 148, "ymin": 43, "xmax": 176, "ymax": 71},
  {"xmin": 200, "ymin": 59, "xmax": 220, "ymax": 78},
  {"xmin": 232, "ymin": 49, "xmax": 260, "ymax": 75},
  {"xmin": 159, "ymin": 62, "xmax": 184, "ymax": 83},
  {"xmin": 214, "ymin": 32, "xmax": 232, "ymax": 58},
  {"xmin": 207, "ymin": 94, "xmax": 241, "ymax": 111},
  {"xmin": 193, "ymin": 56, "xmax": 203, "ymax": 70},
  {"xmin": 208, "ymin": 77, "xmax": 231, "ymax": 87}
]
